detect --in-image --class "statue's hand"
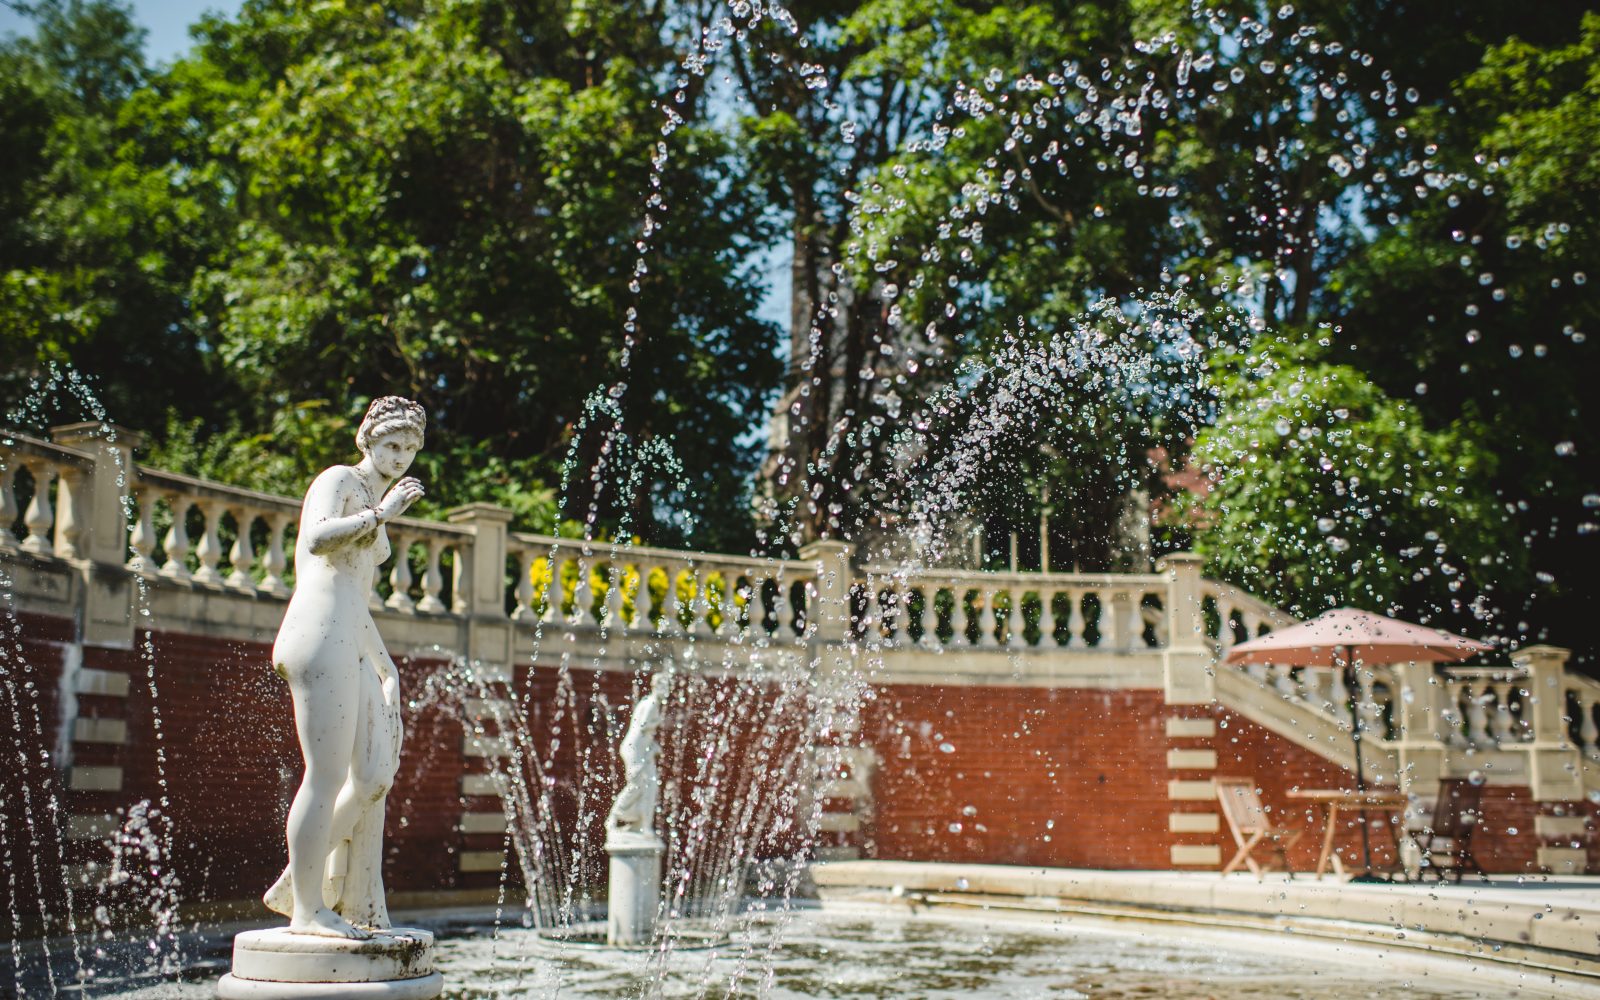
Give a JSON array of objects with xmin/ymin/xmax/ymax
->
[{"xmin": 376, "ymin": 477, "xmax": 424, "ymax": 522}]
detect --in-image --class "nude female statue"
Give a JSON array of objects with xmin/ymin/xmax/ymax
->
[
  {"xmin": 263, "ymin": 396, "xmax": 426, "ymax": 939},
  {"xmin": 606, "ymin": 671, "xmax": 671, "ymax": 842}
]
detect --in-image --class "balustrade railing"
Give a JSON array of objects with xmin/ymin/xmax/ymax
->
[
  {"xmin": 1566, "ymin": 674, "xmax": 1600, "ymax": 765},
  {"xmin": 1438, "ymin": 666, "xmax": 1533, "ymax": 749},
  {"xmin": 506, "ymin": 535, "xmax": 814, "ymax": 643},
  {"xmin": 1196, "ymin": 580, "xmax": 1293, "ymax": 649},
  {"xmin": 854, "ymin": 568, "xmax": 1169, "ymax": 651},
  {"xmin": 0, "ymin": 432, "xmax": 94, "ymax": 559}
]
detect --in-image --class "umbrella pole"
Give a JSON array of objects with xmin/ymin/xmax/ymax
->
[{"xmin": 1347, "ymin": 648, "xmax": 1380, "ymax": 881}]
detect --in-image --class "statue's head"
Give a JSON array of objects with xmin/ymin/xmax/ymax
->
[
  {"xmin": 650, "ymin": 670, "xmax": 672, "ymax": 700},
  {"xmin": 357, "ymin": 395, "xmax": 426, "ymax": 479}
]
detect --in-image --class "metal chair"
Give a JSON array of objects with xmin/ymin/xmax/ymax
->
[{"xmin": 1216, "ymin": 777, "xmax": 1301, "ymax": 877}]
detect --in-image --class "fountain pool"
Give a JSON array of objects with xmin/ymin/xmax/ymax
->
[{"xmin": 30, "ymin": 902, "xmax": 1556, "ymax": 999}]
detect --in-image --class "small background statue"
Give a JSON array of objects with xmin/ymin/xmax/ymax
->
[
  {"xmin": 606, "ymin": 671, "xmax": 672, "ymax": 845},
  {"xmin": 263, "ymin": 396, "xmax": 426, "ymax": 938}
]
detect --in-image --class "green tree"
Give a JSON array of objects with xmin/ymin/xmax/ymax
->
[
  {"xmin": 0, "ymin": 0, "xmax": 234, "ymax": 429},
  {"xmin": 1184, "ymin": 341, "xmax": 1515, "ymax": 634},
  {"xmin": 1330, "ymin": 12, "xmax": 1600, "ymax": 661}
]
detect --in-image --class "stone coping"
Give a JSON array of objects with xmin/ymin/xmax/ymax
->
[{"xmin": 810, "ymin": 860, "xmax": 1600, "ymax": 985}]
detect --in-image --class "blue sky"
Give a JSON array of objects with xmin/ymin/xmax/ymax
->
[{"xmin": 0, "ymin": 1, "xmax": 242, "ymax": 63}]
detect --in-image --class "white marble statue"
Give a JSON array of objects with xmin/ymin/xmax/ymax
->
[
  {"xmin": 263, "ymin": 396, "xmax": 426, "ymax": 939},
  {"xmin": 606, "ymin": 672, "xmax": 671, "ymax": 843}
]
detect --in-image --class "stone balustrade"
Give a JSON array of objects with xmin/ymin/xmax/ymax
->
[
  {"xmin": 5, "ymin": 421, "xmax": 1596, "ymax": 813},
  {"xmin": 505, "ymin": 534, "xmax": 815, "ymax": 644},
  {"xmin": 1569, "ymin": 674, "xmax": 1600, "ymax": 763},
  {"xmin": 854, "ymin": 568, "xmax": 1170, "ymax": 651},
  {"xmin": 0, "ymin": 430, "xmax": 95, "ymax": 559}
]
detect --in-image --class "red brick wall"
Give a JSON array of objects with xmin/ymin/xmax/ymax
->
[
  {"xmin": 10, "ymin": 605, "xmax": 1591, "ymax": 936},
  {"xmin": 860, "ymin": 686, "xmax": 1175, "ymax": 868},
  {"xmin": 1, "ymin": 612, "xmax": 76, "ymax": 936},
  {"xmin": 20, "ymin": 618, "xmax": 483, "ymax": 930}
]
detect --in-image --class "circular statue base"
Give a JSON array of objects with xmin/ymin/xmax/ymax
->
[{"xmin": 217, "ymin": 927, "xmax": 442, "ymax": 1000}]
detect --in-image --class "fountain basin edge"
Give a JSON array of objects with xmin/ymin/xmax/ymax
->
[{"xmin": 809, "ymin": 860, "xmax": 1600, "ymax": 989}]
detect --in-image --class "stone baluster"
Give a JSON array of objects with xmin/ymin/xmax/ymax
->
[
  {"xmin": 0, "ymin": 463, "xmax": 16, "ymax": 550},
  {"xmin": 19, "ymin": 461, "xmax": 56, "ymax": 554},
  {"xmin": 1150, "ymin": 592, "xmax": 1170, "ymax": 647},
  {"xmin": 161, "ymin": 494, "xmax": 193, "ymax": 581},
  {"xmin": 975, "ymin": 586, "xmax": 998, "ymax": 647},
  {"xmin": 1439, "ymin": 680, "xmax": 1469, "ymax": 748},
  {"xmin": 1035, "ymin": 587, "xmax": 1057, "ymax": 648},
  {"xmin": 1003, "ymin": 588, "xmax": 1025, "ymax": 649},
  {"xmin": 1354, "ymin": 671, "xmax": 1377, "ymax": 738},
  {"xmin": 1240, "ymin": 611, "xmax": 1261, "ymax": 642},
  {"xmin": 1065, "ymin": 590, "xmax": 1085, "ymax": 648},
  {"xmin": 536, "ymin": 553, "xmax": 561, "ymax": 623},
  {"xmin": 51, "ymin": 466, "xmax": 83, "ymax": 559},
  {"xmin": 721, "ymin": 569, "xmax": 744, "ymax": 638},
  {"xmin": 386, "ymin": 534, "xmax": 415, "ymax": 613},
  {"xmin": 683, "ymin": 564, "xmax": 709, "ymax": 636},
  {"xmin": 417, "ymin": 538, "xmax": 447, "ymax": 614},
  {"xmin": 1490, "ymin": 682, "xmax": 1516, "ymax": 745},
  {"xmin": 570, "ymin": 554, "xmax": 594, "ymax": 627},
  {"xmin": 510, "ymin": 549, "xmax": 536, "ymax": 620},
  {"xmin": 192, "ymin": 500, "xmax": 225, "ymax": 585},
  {"xmin": 656, "ymin": 564, "xmax": 681, "ymax": 635},
  {"xmin": 1328, "ymin": 666, "xmax": 1350, "ymax": 729},
  {"xmin": 1464, "ymin": 684, "xmax": 1492, "ymax": 747},
  {"xmin": 127, "ymin": 487, "xmax": 157, "ymax": 572},
  {"xmin": 226, "ymin": 507, "xmax": 257, "ymax": 589},
  {"xmin": 876, "ymin": 580, "xmax": 898, "ymax": 646},
  {"xmin": 1577, "ymin": 688, "xmax": 1600, "ymax": 759},
  {"xmin": 738, "ymin": 571, "xmax": 762, "ymax": 638},
  {"xmin": 1271, "ymin": 662, "xmax": 1297, "ymax": 698},
  {"xmin": 910, "ymin": 584, "xmax": 933, "ymax": 648},
  {"xmin": 1109, "ymin": 591, "xmax": 1133, "ymax": 651},
  {"xmin": 603, "ymin": 562, "xmax": 626, "ymax": 630},
  {"xmin": 259, "ymin": 514, "xmax": 292, "ymax": 597},
  {"xmin": 773, "ymin": 574, "xmax": 795, "ymax": 640}
]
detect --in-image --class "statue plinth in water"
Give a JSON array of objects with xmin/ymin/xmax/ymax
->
[
  {"xmin": 219, "ymin": 397, "xmax": 442, "ymax": 1000},
  {"xmin": 606, "ymin": 671, "xmax": 670, "ymax": 947}
]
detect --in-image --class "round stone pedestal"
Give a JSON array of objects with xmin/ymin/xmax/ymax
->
[
  {"xmin": 606, "ymin": 832, "xmax": 665, "ymax": 947},
  {"xmin": 217, "ymin": 927, "xmax": 442, "ymax": 999}
]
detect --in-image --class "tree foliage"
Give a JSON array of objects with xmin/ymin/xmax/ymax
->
[{"xmin": 1184, "ymin": 341, "xmax": 1514, "ymax": 635}]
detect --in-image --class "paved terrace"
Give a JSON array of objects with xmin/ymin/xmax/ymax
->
[{"xmin": 811, "ymin": 859, "xmax": 1600, "ymax": 990}]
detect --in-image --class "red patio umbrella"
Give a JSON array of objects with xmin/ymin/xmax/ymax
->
[{"xmin": 1224, "ymin": 608, "xmax": 1493, "ymax": 880}]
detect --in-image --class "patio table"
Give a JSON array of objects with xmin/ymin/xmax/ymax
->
[{"xmin": 1287, "ymin": 788, "xmax": 1409, "ymax": 879}]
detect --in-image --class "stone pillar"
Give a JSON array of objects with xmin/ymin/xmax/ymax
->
[
  {"xmin": 49, "ymin": 423, "xmax": 143, "ymax": 648},
  {"xmin": 606, "ymin": 833, "xmax": 664, "ymax": 947},
  {"xmin": 1512, "ymin": 645, "xmax": 1584, "ymax": 802},
  {"xmin": 798, "ymin": 539, "xmax": 856, "ymax": 643},
  {"xmin": 446, "ymin": 503, "xmax": 514, "ymax": 669},
  {"xmin": 1156, "ymin": 552, "xmax": 1213, "ymax": 704}
]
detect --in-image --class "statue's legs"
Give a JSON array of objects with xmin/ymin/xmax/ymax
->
[
  {"xmin": 277, "ymin": 646, "xmax": 365, "ymax": 938},
  {"xmin": 330, "ymin": 656, "xmax": 401, "ymax": 928}
]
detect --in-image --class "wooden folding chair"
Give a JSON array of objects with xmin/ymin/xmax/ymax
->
[
  {"xmin": 1216, "ymin": 778, "xmax": 1302, "ymax": 877},
  {"xmin": 1414, "ymin": 777, "xmax": 1486, "ymax": 882}
]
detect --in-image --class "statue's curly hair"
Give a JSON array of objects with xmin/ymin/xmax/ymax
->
[{"xmin": 356, "ymin": 396, "xmax": 426, "ymax": 452}]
